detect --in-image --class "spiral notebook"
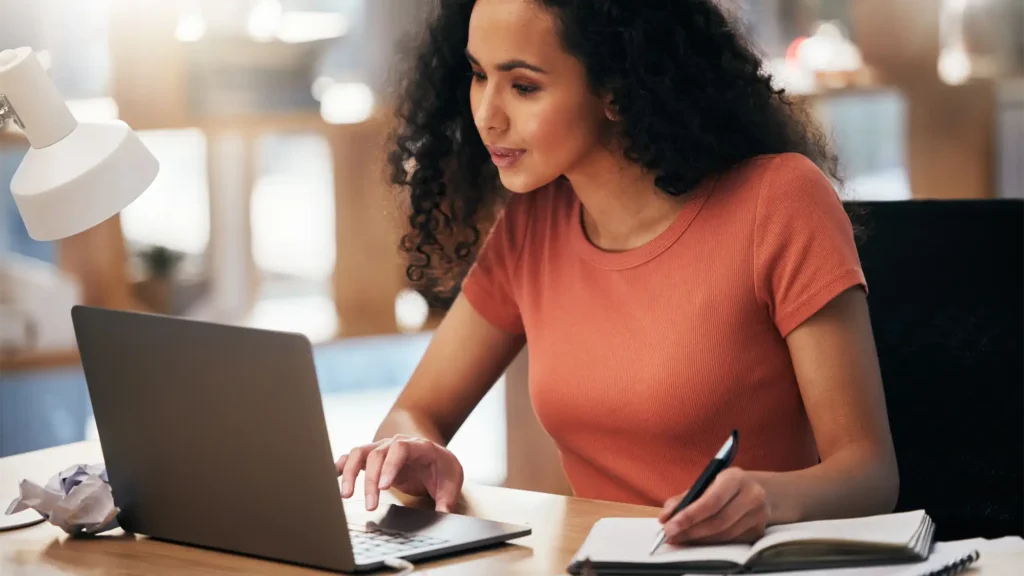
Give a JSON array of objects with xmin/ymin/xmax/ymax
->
[{"xmin": 568, "ymin": 510, "xmax": 950, "ymax": 575}]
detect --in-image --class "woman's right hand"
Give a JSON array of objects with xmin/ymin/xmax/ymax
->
[{"xmin": 336, "ymin": 434, "xmax": 465, "ymax": 513}]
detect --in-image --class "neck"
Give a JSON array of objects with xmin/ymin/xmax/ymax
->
[{"xmin": 565, "ymin": 147, "xmax": 687, "ymax": 252}]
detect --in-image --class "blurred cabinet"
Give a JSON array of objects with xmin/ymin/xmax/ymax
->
[{"xmin": 996, "ymin": 80, "xmax": 1023, "ymax": 199}]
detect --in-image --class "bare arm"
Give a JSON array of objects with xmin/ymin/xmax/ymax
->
[
  {"xmin": 662, "ymin": 287, "xmax": 899, "ymax": 542},
  {"xmin": 754, "ymin": 286, "xmax": 899, "ymax": 523},
  {"xmin": 374, "ymin": 293, "xmax": 526, "ymax": 445},
  {"xmin": 338, "ymin": 293, "xmax": 525, "ymax": 511}
]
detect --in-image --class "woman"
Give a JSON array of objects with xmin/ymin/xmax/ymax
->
[{"xmin": 337, "ymin": 0, "xmax": 899, "ymax": 545}]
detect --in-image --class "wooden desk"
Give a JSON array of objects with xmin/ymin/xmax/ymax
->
[{"xmin": 2, "ymin": 443, "xmax": 1022, "ymax": 575}]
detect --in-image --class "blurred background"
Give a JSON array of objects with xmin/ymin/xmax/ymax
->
[{"xmin": 1, "ymin": 0, "xmax": 1021, "ymax": 492}]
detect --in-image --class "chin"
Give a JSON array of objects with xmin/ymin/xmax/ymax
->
[{"xmin": 497, "ymin": 168, "xmax": 559, "ymax": 194}]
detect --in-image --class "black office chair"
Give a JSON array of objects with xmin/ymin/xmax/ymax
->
[{"xmin": 847, "ymin": 200, "xmax": 1023, "ymax": 541}]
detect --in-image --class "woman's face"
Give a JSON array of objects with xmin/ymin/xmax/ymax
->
[{"xmin": 467, "ymin": 0, "xmax": 611, "ymax": 193}]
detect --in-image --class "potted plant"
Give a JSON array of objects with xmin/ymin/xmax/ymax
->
[{"xmin": 133, "ymin": 245, "xmax": 183, "ymax": 314}]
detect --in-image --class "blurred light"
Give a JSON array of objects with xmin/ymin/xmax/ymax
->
[
  {"xmin": 276, "ymin": 12, "xmax": 348, "ymax": 44},
  {"xmin": 311, "ymin": 75, "xmax": 336, "ymax": 101},
  {"xmin": 65, "ymin": 97, "xmax": 120, "ymax": 122},
  {"xmin": 175, "ymin": 13, "xmax": 207, "ymax": 43},
  {"xmin": 320, "ymin": 82, "xmax": 374, "ymax": 125},
  {"xmin": 247, "ymin": 295, "xmax": 338, "ymax": 344},
  {"xmin": 796, "ymin": 22, "xmax": 862, "ymax": 73},
  {"xmin": 247, "ymin": 0, "xmax": 282, "ymax": 43},
  {"xmin": 395, "ymin": 289, "xmax": 430, "ymax": 333},
  {"xmin": 797, "ymin": 34, "xmax": 835, "ymax": 72},
  {"xmin": 938, "ymin": 47, "xmax": 973, "ymax": 85}
]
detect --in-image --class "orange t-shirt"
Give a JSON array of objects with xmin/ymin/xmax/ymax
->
[{"xmin": 460, "ymin": 153, "xmax": 867, "ymax": 506}]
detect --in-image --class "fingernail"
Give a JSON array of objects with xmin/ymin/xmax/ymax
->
[
  {"xmin": 341, "ymin": 481, "xmax": 350, "ymax": 496},
  {"xmin": 378, "ymin": 474, "xmax": 391, "ymax": 489},
  {"xmin": 367, "ymin": 494, "xmax": 377, "ymax": 510}
]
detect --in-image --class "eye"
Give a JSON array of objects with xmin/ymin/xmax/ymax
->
[
  {"xmin": 513, "ymin": 83, "xmax": 539, "ymax": 96},
  {"xmin": 470, "ymin": 70, "xmax": 486, "ymax": 82}
]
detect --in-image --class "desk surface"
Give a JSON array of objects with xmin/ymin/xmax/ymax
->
[{"xmin": 2, "ymin": 442, "xmax": 1022, "ymax": 575}]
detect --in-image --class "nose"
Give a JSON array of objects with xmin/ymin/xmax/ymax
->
[{"xmin": 473, "ymin": 83, "xmax": 507, "ymax": 135}]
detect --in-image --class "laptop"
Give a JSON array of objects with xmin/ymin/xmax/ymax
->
[{"xmin": 70, "ymin": 305, "xmax": 531, "ymax": 573}]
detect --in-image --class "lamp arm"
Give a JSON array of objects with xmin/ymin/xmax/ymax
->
[
  {"xmin": 0, "ymin": 47, "xmax": 78, "ymax": 149},
  {"xmin": 0, "ymin": 93, "xmax": 25, "ymax": 131}
]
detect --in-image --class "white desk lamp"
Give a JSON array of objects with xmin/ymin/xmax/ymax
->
[
  {"xmin": 0, "ymin": 48, "xmax": 158, "ymax": 531},
  {"xmin": 0, "ymin": 46, "xmax": 159, "ymax": 241}
]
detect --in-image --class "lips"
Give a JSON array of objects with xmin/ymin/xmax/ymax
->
[{"xmin": 487, "ymin": 146, "xmax": 526, "ymax": 168}]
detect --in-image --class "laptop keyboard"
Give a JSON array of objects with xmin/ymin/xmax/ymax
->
[{"xmin": 348, "ymin": 524, "xmax": 449, "ymax": 561}]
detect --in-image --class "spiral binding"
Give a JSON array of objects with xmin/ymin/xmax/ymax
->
[{"xmin": 922, "ymin": 550, "xmax": 980, "ymax": 576}]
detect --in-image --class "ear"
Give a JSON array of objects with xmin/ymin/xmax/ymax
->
[{"xmin": 603, "ymin": 93, "xmax": 620, "ymax": 121}]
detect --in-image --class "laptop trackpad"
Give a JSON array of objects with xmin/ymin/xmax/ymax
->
[{"xmin": 349, "ymin": 503, "xmax": 531, "ymax": 544}]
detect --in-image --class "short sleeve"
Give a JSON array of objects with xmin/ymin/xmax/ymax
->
[
  {"xmin": 754, "ymin": 154, "xmax": 867, "ymax": 338},
  {"xmin": 460, "ymin": 198, "xmax": 526, "ymax": 334}
]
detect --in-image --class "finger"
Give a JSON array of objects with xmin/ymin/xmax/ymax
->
[
  {"xmin": 664, "ymin": 470, "xmax": 744, "ymax": 536},
  {"xmin": 658, "ymin": 492, "xmax": 687, "ymax": 523},
  {"xmin": 341, "ymin": 446, "xmax": 371, "ymax": 498},
  {"xmin": 718, "ymin": 508, "xmax": 766, "ymax": 543},
  {"xmin": 670, "ymin": 490, "xmax": 752, "ymax": 543},
  {"xmin": 335, "ymin": 455, "xmax": 347, "ymax": 476},
  {"xmin": 430, "ymin": 448, "xmax": 463, "ymax": 513},
  {"xmin": 378, "ymin": 440, "xmax": 411, "ymax": 490},
  {"xmin": 364, "ymin": 444, "xmax": 391, "ymax": 511},
  {"xmin": 673, "ymin": 506, "xmax": 765, "ymax": 545},
  {"xmin": 432, "ymin": 475, "xmax": 460, "ymax": 513}
]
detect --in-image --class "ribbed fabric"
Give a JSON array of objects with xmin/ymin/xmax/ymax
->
[{"xmin": 461, "ymin": 153, "xmax": 867, "ymax": 506}]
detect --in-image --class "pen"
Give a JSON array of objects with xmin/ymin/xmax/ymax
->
[{"xmin": 649, "ymin": 429, "xmax": 739, "ymax": 555}]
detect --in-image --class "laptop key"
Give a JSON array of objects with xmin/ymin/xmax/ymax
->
[{"xmin": 347, "ymin": 524, "xmax": 450, "ymax": 558}]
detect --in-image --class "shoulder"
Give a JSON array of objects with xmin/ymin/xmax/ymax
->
[
  {"xmin": 746, "ymin": 153, "xmax": 855, "ymax": 252},
  {"xmin": 755, "ymin": 153, "xmax": 839, "ymax": 207},
  {"xmin": 718, "ymin": 153, "xmax": 834, "ymax": 200},
  {"xmin": 709, "ymin": 153, "xmax": 841, "ymax": 223}
]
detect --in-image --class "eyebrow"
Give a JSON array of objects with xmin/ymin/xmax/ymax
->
[{"xmin": 465, "ymin": 50, "xmax": 548, "ymax": 74}]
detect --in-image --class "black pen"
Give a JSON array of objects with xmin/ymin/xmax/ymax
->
[{"xmin": 649, "ymin": 430, "xmax": 739, "ymax": 555}]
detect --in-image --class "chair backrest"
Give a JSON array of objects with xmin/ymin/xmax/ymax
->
[{"xmin": 847, "ymin": 200, "xmax": 1023, "ymax": 540}]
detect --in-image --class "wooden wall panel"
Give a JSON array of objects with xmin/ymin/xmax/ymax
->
[
  {"xmin": 56, "ymin": 216, "xmax": 134, "ymax": 310},
  {"xmin": 107, "ymin": 0, "xmax": 190, "ymax": 131},
  {"xmin": 330, "ymin": 117, "xmax": 407, "ymax": 337}
]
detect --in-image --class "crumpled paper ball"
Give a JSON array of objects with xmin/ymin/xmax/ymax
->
[{"xmin": 5, "ymin": 463, "xmax": 120, "ymax": 535}]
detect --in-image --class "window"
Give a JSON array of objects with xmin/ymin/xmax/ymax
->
[
  {"xmin": 250, "ymin": 132, "xmax": 335, "ymax": 281},
  {"xmin": 247, "ymin": 132, "xmax": 337, "ymax": 341},
  {"xmin": 120, "ymin": 129, "xmax": 211, "ymax": 254}
]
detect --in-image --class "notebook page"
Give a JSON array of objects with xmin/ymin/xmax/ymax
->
[
  {"xmin": 749, "ymin": 510, "xmax": 927, "ymax": 557},
  {"xmin": 689, "ymin": 540, "xmax": 982, "ymax": 576},
  {"xmin": 573, "ymin": 518, "xmax": 753, "ymax": 565}
]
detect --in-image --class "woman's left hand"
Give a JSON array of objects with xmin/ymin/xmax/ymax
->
[{"xmin": 658, "ymin": 468, "xmax": 770, "ymax": 544}]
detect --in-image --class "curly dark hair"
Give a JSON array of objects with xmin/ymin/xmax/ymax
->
[{"xmin": 388, "ymin": 0, "xmax": 840, "ymax": 309}]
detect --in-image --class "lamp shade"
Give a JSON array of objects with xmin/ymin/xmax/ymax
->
[{"xmin": 0, "ymin": 47, "xmax": 158, "ymax": 241}]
